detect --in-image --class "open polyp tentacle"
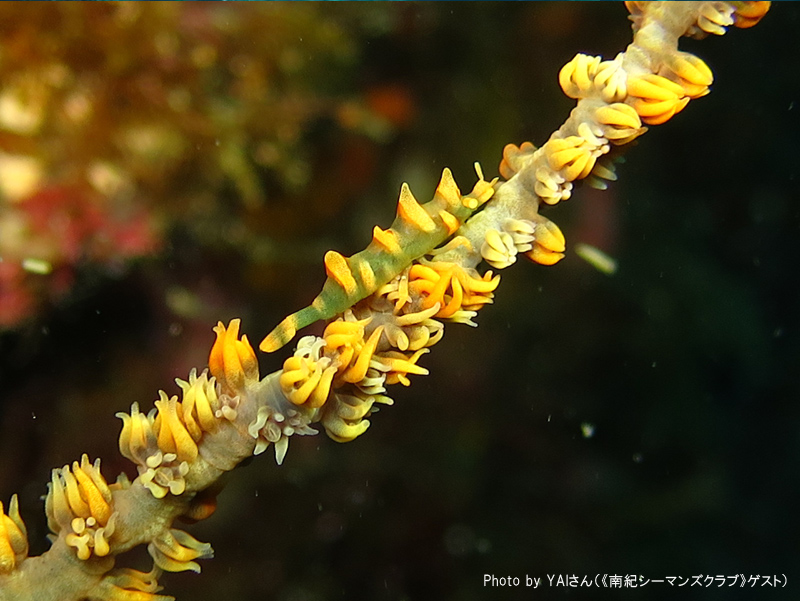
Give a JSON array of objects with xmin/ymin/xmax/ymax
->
[{"xmin": 0, "ymin": 496, "xmax": 28, "ymax": 575}]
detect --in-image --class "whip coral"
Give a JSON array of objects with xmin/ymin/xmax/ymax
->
[{"xmin": 0, "ymin": 3, "xmax": 780, "ymax": 600}]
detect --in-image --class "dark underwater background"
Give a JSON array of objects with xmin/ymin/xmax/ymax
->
[{"xmin": 1, "ymin": 3, "xmax": 798, "ymax": 600}]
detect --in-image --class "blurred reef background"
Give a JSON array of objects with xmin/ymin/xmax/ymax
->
[{"xmin": 1, "ymin": 3, "xmax": 799, "ymax": 600}]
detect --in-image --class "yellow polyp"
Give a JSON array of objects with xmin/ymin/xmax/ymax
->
[
  {"xmin": 563, "ymin": 151, "xmax": 595, "ymax": 182},
  {"xmin": 633, "ymin": 97, "xmax": 680, "ymax": 118},
  {"xmin": 733, "ymin": 1, "xmax": 770, "ymax": 28},
  {"xmin": 152, "ymin": 411, "xmax": 163, "ymax": 440},
  {"xmin": 394, "ymin": 303, "xmax": 440, "ymax": 327},
  {"xmin": 83, "ymin": 456, "xmax": 113, "ymax": 504},
  {"xmin": 462, "ymin": 290, "xmax": 494, "ymax": 307},
  {"xmin": 499, "ymin": 141, "xmax": 536, "ymax": 179},
  {"xmin": 208, "ymin": 323, "xmax": 225, "ymax": 381},
  {"xmin": 152, "ymin": 529, "xmax": 205, "ymax": 564},
  {"xmin": 130, "ymin": 405, "xmax": 154, "ymax": 461},
  {"xmin": 558, "ymin": 53, "xmax": 599, "ymax": 98},
  {"xmin": 387, "ymin": 272, "xmax": 411, "ymax": 312},
  {"xmin": 235, "ymin": 336, "xmax": 259, "ymax": 382},
  {"xmin": 397, "ymin": 183, "xmax": 436, "ymax": 232},
  {"xmin": 594, "ymin": 56, "xmax": 627, "ymax": 102},
  {"xmin": 481, "ymin": 236, "xmax": 515, "ymax": 265},
  {"xmin": 0, "ymin": 526, "xmax": 15, "ymax": 574},
  {"xmin": 343, "ymin": 326, "xmax": 384, "ymax": 384},
  {"xmin": 325, "ymin": 317, "xmax": 369, "ymax": 336},
  {"xmin": 93, "ymin": 528, "xmax": 111, "ymax": 557},
  {"xmin": 71, "ymin": 459, "xmax": 112, "ymax": 525},
  {"xmin": 575, "ymin": 54, "xmax": 598, "ymax": 91},
  {"xmin": 579, "ymin": 154, "xmax": 598, "ymax": 180},
  {"xmin": 533, "ymin": 219, "xmax": 566, "ymax": 253},
  {"xmin": 221, "ymin": 321, "xmax": 246, "ymax": 391},
  {"xmin": 6, "ymin": 496, "xmax": 27, "ymax": 551},
  {"xmin": 211, "ymin": 319, "xmax": 260, "ymax": 391},
  {"xmin": 627, "ymin": 74, "xmax": 684, "ymax": 100},
  {"xmin": 154, "ymin": 397, "xmax": 177, "ymax": 456},
  {"xmin": 376, "ymin": 349, "xmax": 430, "ymax": 379},
  {"xmin": 47, "ymin": 469, "xmax": 72, "ymax": 531},
  {"xmin": 546, "ymin": 136, "xmax": 582, "ymax": 154},
  {"xmin": 99, "ymin": 566, "xmax": 171, "ymax": 601},
  {"xmin": 388, "ymin": 327, "xmax": 410, "ymax": 351},
  {"xmin": 558, "ymin": 58, "xmax": 580, "ymax": 98},
  {"xmin": 634, "ymin": 95, "xmax": 689, "ymax": 125},
  {"xmin": 461, "ymin": 270, "xmax": 500, "ymax": 294},
  {"xmin": 393, "ymin": 373, "xmax": 412, "ymax": 386},
  {"xmin": 167, "ymin": 480, "xmax": 186, "ymax": 496},
  {"xmin": 324, "ymin": 332, "xmax": 355, "ymax": 349},
  {"xmin": 0, "ymin": 498, "xmax": 27, "ymax": 574},
  {"xmin": 160, "ymin": 394, "xmax": 198, "ymax": 463},
  {"xmin": 527, "ymin": 246, "xmax": 565, "ymax": 266},
  {"xmin": 62, "ymin": 466, "xmax": 91, "ymax": 520},
  {"xmin": 535, "ymin": 179, "xmax": 558, "ymax": 202},
  {"xmin": 324, "ymin": 416, "xmax": 370, "ymax": 443},
  {"xmin": 595, "ymin": 103, "xmax": 642, "ymax": 130},
  {"xmin": 176, "ymin": 372, "xmax": 219, "ymax": 437},
  {"xmin": 700, "ymin": 2, "xmax": 733, "ymax": 27},
  {"xmin": 335, "ymin": 397, "xmax": 374, "ymax": 422},
  {"xmin": 437, "ymin": 276, "xmax": 463, "ymax": 319},
  {"xmin": 279, "ymin": 357, "xmax": 307, "ymax": 387},
  {"xmin": 421, "ymin": 267, "xmax": 452, "ymax": 310},
  {"xmin": 173, "ymin": 528, "xmax": 214, "ymax": 561},
  {"xmin": 371, "ymin": 225, "xmax": 402, "ymax": 255},
  {"xmin": 433, "ymin": 168, "xmax": 462, "ymax": 211},
  {"xmin": 466, "ymin": 179, "xmax": 496, "ymax": 208},
  {"xmin": 147, "ymin": 529, "xmax": 212, "ymax": 574},
  {"xmin": 332, "ymin": 335, "xmax": 360, "ymax": 365},
  {"xmin": 499, "ymin": 143, "xmax": 522, "ymax": 179},
  {"xmin": 681, "ymin": 82, "xmax": 710, "ymax": 99},
  {"xmin": 536, "ymin": 186, "xmax": 562, "ymax": 207},
  {"xmin": 669, "ymin": 53, "xmax": 713, "ymax": 86},
  {"xmin": 308, "ymin": 365, "xmax": 337, "ymax": 408},
  {"xmin": 438, "ymin": 209, "xmax": 460, "ymax": 235},
  {"xmin": 558, "ymin": 58, "xmax": 575, "ymax": 97},
  {"xmin": 409, "ymin": 263, "xmax": 440, "ymax": 283},
  {"xmin": 116, "ymin": 412, "xmax": 133, "ymax": 463},
  {"xmin": 403, "ymin": 328, "xmax": 426, "ymax": 351},
  {"xmin": 548, "ymin": 147, "xmax": 585, "ymax": 172},
  {"xmin": 606, "ymin": 127, "xmax": 648, "ymax": 145},
  {"xmin": 483, "ymin": 228, "xmax": 507, "ymax": 255},
  {"xmin": 289, "ymin": 368, "xmax": 322, "ymax": 406},
  {"xmin": 148, "ymin": 544, "xmax": 201, "ymax": 574},
  {"xmin": 180, "ymin": 393, "xmax": 203, "ymax": 442},
  {"xmin": 194, "ymin": 386, "xmax": 217, "ymax": 433},
  {"xmin": 408, "ymin": 278, "xmax": 434, "ymax": 298}
]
